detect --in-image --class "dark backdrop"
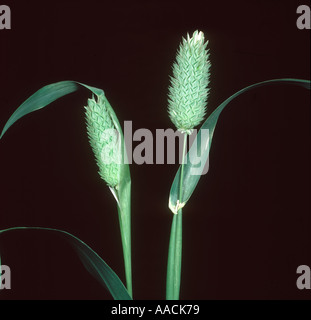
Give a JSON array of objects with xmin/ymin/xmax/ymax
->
[{"xmin": 0, "ymin": 0, "xmax": 310, "ymax": 300}]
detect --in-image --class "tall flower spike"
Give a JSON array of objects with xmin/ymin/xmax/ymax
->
[
  {"xmin": 168, "ymin": 30, "xmax": 211, "ymax": 133},
  {"xmin": 85, "ymin": 95, "xmax": 121, "ymax": 188}
]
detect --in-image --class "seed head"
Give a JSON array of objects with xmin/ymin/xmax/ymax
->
[
  {"xmin": 85, "ymin": 95, "xmax": 121, "ymax": 188},
  {"xmin": 168, "ymin": 30, "xmax": 211, "ymax": 133}
]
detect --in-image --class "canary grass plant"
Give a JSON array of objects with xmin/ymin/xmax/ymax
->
[{"xmin": 0, "ymin": 31, "xmax": 310, "ymax": 300}]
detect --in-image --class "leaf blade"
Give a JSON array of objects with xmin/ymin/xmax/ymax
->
[
  {"xmin": 0, "ymin": 81, "xmax": 106, "ymax": 139},
  {"xmin": 0, "ymin": 227, "xmax": 132, "ymax": 300},
  {"xmin": 169, "ymin": 78, "xmax": 311, "ymax": 213}
]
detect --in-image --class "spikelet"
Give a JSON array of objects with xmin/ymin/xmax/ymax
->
[
  {"xmin": 85, "ymin": 95, "xmax": 121, "ymax": 188},
  {"xmin": 168, "ymin": 30, "xmax": 211, "ymax": 133}
]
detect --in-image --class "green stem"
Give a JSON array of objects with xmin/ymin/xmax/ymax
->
[
  {"xmin": 178, "ymin": 133, "xmax": 187, "ymax": 204},
  {"xmin": 117, "ymin": 205, "xmax": 132, "ymax": 298},
  {"xmin": 166, "ymin": 133, "xmax": 187, "ymax": 300},
  {"xmin": 166, "ymin": 214, "xmax": 177, "ymax": 299},
  {"xmin": 174, "ymin": 208, "xmax": 182, "ymax": 299}
]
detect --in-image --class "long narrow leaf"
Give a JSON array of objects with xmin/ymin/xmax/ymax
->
[
  {"xmin": 169, "ymin": 78, "xmax": 311, "ymax": 214},
  {"xmin": 0, "ymin": 81, "xmax": 105, "ymax": 139},
  {"xmin": 0, "ymin": 227, "xmax": 132, "ymax": 300}
]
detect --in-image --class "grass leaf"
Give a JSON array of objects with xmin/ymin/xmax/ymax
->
[
  {"xmin": 169, "ymin": 78, "xmax": 311, "ymax": 214},
  {"xmin": 0, "ymin": 227, "xmax": 132, "ymax": 300},
  {"xmin": 0, "ymin": 81, "xmax": 106, "ymax": 139}
]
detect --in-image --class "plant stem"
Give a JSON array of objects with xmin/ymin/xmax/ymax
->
[
  {"xmin": 178, "ymin": 133, "xmax": 187, "ymax": 204},
  {"xmin": 173, "ymin": 207, "xmax": 182, "ymax": 299},
  {"xmin": 117, "ymin": 205, "xmax": 132, "ymax": 298},
  {"xmin": 166, "ymin": 133, "xmax": 187, "ymax": 300},
  {"xmin": 166, "ymin": 214, "xmax": 177, "ymax": 299}
]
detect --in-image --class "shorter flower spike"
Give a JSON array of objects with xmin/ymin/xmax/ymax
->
[
  {"xmin": 85, "ymin": 95, "xmax": 121, "ymax": 188},
  {"xmin": 168, "ymin": 30, "xmax": 211, "ymax": 133}
]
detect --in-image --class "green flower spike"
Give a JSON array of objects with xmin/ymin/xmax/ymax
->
[
  {"xmin": 168, "ymin": 30, "xmax": 211, "ymax": 134},
  {"xmin": 85, "ymin": 94, "xmax": 121, "ymax": 189}
]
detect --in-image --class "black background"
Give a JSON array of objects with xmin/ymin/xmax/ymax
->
[{"xmin": 0, "ymin": 0, "xmax": 310, "ymax": 300}]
